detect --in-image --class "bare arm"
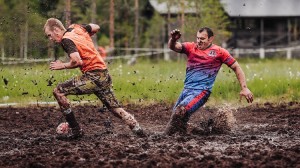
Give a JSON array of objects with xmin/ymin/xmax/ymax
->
[
  {"xmin": 50, "ymin": 52, "xmax": 83, "ymax": 70},
  {"xmin": 230, "ymin": 61, "xmax": 254, "ymax": 103},
  {"xmin": 168, "ymin": 29, "xmax": 183, "ymax": 53}
]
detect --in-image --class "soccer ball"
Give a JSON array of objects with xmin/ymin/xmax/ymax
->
[{"xmin": 56, "ymin": 122, "xmax": 70, "ymax": 134}]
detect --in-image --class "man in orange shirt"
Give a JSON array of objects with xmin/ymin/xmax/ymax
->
[{"xmin": 44, "ymin": 18, "xmax": 144, "ymax": 140}]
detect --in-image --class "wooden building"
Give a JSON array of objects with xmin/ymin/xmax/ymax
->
[
  {"xmin": 222, "ymin": 0, "xmax": 300, "ymax": 49},
  {"xmin": 150, "ymin": 0, "xmax": 300, "ymax": 49}
]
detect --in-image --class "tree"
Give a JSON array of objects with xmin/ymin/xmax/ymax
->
[
  {"xmin": 185, "ymin": 0, "xmax": 231, "ymax": 45},
  {"xmin": 127, "ymin": 0, "xmax": 140, "ymax": 65},
  {"xmin": 1, "ymin": 0, "xmax": 226, "ymax": 62},
  {"xmin": 156, "ymin": 0, "xmax": 231, "ymax": 45},
  {"xmin": 65, "ymin": 0, "xmax": 71, "ymax": 27},
  {"xmin": 0, "ymin": 0, "xmax": 48, "ymax": 60},
  {"xmin": 134, "ymin": 0, "xmax": 139, "ymax": 51},
  {"xmin": 91, "ymin": 0, "xmax": 98, "ymax": 48},
  {"xmin": 0, "ymin": 0, "xmax": 5, "ymax": 60},
  {"xmin": 109, "ymin": 0, "xmax": 114, "ymax": 48},
  {"xmin": 201, "ymin": 0, "xmax": 231, "ymax": 45}
]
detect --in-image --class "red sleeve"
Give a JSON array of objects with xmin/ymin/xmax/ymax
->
[
  {"xmin": 181, "ymin": 42, "xmax": 194, "ymax": 55},
  {"xmin": 219, "ymin": 47, "xmax": 236, "ymax": 66}
]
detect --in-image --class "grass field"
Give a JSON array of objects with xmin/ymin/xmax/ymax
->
[{"xmin": 1, "ymin": 58, "xmax": 300, "ymax": 105}]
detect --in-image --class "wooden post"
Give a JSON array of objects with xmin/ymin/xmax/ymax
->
[
  {"xmin": 234, "ymin": 48, "xmax": 239, "ymax": 58},
  {"xmin": 1, "ymin": 44, "xmax": 4, "ymax": 62},
  {"xmin": 20, "ymin": 28, "xmax": 24, "ymax": 59},
  {"xmin": 259, "ymin": 48, "xmax": 265, "ymax": 59},
  {"xmin": 287, "ymin": 18, "xmax": 291, "ymax": 45},
  {"xmin": 260, "ymin": 18, "xmax": 265, "ymax": 59},
  {"xmin": 287, "ymin": 47, "xmax": 292, "ymax": 59},
  {"xmin": 293, "ymin": 18, "xmax": 298, "ymax": 41},
  {"xmin": 24, "ymin": 20, "xmax": 28, "ymax": 60},
  {"xmin": 164, "ymin": 43, "xmax": 170, "ymax": 61},
  {"xmin": 128, "ymin": 0, "xmax": 139, "ymax": 65}
]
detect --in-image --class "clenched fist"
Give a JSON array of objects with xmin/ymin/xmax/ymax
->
[{"xmin": 170, "ymin": 29, "xmax": 181, "ymax": 41}]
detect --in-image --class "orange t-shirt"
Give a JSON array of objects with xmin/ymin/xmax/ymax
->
[{"xmin": 62, "ymin": 24, "xmax": 107, "ymax": 72}]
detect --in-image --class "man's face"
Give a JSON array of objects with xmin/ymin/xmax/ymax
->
[
  {"xmin": 196, "ymin": 30, "xmax": 214, "ymax": 50},
  {"xmin": 45, "ymin": 27, "xmax": 62, "ymax": 43}
]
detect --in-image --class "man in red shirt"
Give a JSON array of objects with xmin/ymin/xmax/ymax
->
[
  {"xmin": 44, "ymin": 18, "xmax": 144, "ymax": 140},
  {"xmin": 165, "ymin": 28, "xmax": 254, "ymax": 135}
]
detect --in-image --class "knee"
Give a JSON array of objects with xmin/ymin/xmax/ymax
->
[
  {"xmin": 174, "ymin": 106, "xmax": 191, "ymax": 123},
  {"xmin": 53, "ymin": 88, "xmax": 59, "ymax": 96},
  {"xmin": 53, "ymin": 87, "xmax": 64, "ymax": 98},
  {"xmin": 174, "ymin": 106, "xmax": 187, "ymax": 117},
  {"xmin": 110, "ymin": 108, "xmax": 123, "ymax": 118}
]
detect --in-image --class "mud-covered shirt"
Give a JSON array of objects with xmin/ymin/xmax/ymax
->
[
  {"xmin": 180, "ymin": 42, "xmax": 236, "ymax": 91},
  {"xmin": 62, "ymin": 24, "xmax": 107, "ymax": 72},
  {"xmin": 61, "ymin": 24, "xmax": 92, "ymax": 55}
]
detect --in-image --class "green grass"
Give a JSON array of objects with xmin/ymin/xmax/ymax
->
[
  {"xmin": 212, "ymin": 58, "xmax": 300, "ymax": 104},
  {"xmin": 1, "ymin": 58, "xmax": 300, "ymax": 105}
]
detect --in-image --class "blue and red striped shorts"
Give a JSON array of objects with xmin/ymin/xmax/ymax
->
[{"xmin": 173, "ymin": 88, "xmax": 211, "ymax": 114}]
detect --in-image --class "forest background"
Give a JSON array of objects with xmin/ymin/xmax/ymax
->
[
  {"xmin": 1, "ymin": 0, "xmax": 299, "ymax": 105},
  {"xmin": 0, "ymin": 0, "xmax": 230, "ymax": 60}
]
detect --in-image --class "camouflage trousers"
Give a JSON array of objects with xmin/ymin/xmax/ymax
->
[
  {"xmin": 56, "ymin": 69, "xmax": 140, "ymax": 129},
  {"xmin": 57, "ymin": 69, "xmax": 121, "ymax": 109}
]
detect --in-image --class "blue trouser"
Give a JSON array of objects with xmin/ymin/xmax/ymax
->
[{"xmin": 173, "ymin": 88, "xmax": 211, "ymax": 122}]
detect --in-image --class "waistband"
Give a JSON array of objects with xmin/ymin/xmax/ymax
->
[{"xmin": 86, "ymin": 69, "xmax": 108, "ymax": 73}]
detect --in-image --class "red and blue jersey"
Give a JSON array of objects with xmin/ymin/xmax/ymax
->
[{"xmin": 180, "ymin": 42, "xmax": 236, "ymax": 91}]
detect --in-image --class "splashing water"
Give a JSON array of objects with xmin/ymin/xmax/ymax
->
[
  {"xmin": 212, "ymin": 104, "xmax": 237, "ymax": 133},
  {"xmin": 193, "ymin": 104, "xmax": 237, "ymax": 135}
]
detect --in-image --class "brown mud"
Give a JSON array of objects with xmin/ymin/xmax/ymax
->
[{"xmin": 0, "ymin": 102, "xmax": 299, "ymax": 168}]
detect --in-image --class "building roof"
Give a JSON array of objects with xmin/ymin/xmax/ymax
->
[
  {"xmin": 149, "ymin": 0, "xmax": 300, "ymax": 17},
  {"xmin": 149, "ymin": 0, "xmax": 196, "ymax": 14},
  {"xmin": 221, "ymin": 0, "xmax": 300, "ymax": 17}
]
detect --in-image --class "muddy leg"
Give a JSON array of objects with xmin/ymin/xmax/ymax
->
[
  {"xmin": 53, "ymin": 88, "xmax": 82, "ymax": 139},
  {"xmin": 164, "ymin": 106, "xmax": 188, "ymax": 135},
  {"xmin": 111, "ymin": 108, "xmax": 145, "ymax": 136}
]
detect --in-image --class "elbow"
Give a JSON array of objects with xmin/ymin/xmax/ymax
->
[
  {"xmin": 230, "ymin": 62, "xmax": 239, "ymax": 72},
  {"xmin": 77, "ymin": 60, "xmax": 83, "ymax": 66},
  {"xmin": 96, "ymin": 25, "xmax": 100, "ymax": 31},
  {"xmin": 231, "ymin": 66, "xmax": 237, "ymax": 72},
  {"xmin": 168, "ymin": 43, "xmax": 174, "ymax": 50},
  {"xmin": 71, "ymin": 59, "xmax": 83, "ymax": 67},
  {"xmin": 93, "ymin": 24, "xmax": 100, "ymax": 32}
]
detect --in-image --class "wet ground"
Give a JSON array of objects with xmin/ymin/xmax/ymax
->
[{"xmin": 0, "ymin": 102, "xmax": 299, "ymax": 168}]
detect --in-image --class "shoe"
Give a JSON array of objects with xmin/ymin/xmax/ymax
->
[
  {"xmin": 98, "ymin": 105, "xmax": 108, "ymax": 113},
  {"xmin": 56, "ymin": 127, "xmax": 84, "ymax": 140},
  {"xmin": 132, "ymin": 125, "xmax": 146, "ymax": 137}
]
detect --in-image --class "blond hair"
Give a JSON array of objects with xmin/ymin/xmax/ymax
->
[{"xmin": 44, "ymin": 18, "xmax": 66, "ymax": 31}]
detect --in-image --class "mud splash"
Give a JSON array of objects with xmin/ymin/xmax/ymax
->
[{"xmin": 0, "ymin": 102, "xmax": 299, "ymax": 167}]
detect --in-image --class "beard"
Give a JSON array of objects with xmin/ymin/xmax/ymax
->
[
  {"xmin": 197, "ymin": 42, "xmax": 211, "ymax": 50},
  {"xmin": 197, "ymin": 42, "xmax": 205, "ymax": 50}
]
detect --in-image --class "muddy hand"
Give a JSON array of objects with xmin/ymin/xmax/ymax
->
[
  {"xmin": 50, "ymin": 60, "xmax": 64, "ymax": 70},
  {"xmin": 239, "ymin": 88, "xmax": 254, "ymax": 103},
  {"xmin": 170, "ymin": 29, "xmax": 181, "ymax": 41}
]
